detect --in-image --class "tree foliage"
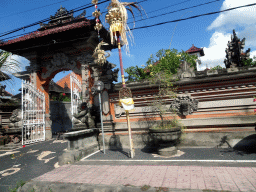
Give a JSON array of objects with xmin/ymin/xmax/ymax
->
[
  {"xmin": 242, "ymin": 56, "xmax": 256, "ymax": 67},
  {"xmin": 125, "ymin": 49, "xmax": 197, "ymax": 81},
  {"xmin": 0, "ymin": 50, "xmax": 21, "ymax": 75}
]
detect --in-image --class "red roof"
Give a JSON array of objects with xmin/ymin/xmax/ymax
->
[
  {"xmin": 56, "ymin": 72, "xmax": 81, "ymax": 89},
  {"xmin": 0, "ymin": 19, "xmax": 91, "ymax": 46},
  {"xmin": 186, "ymin": 44, "xmax": 204, "ymax": 56}
]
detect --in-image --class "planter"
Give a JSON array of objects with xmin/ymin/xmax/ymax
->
[{"xmin": 149, "ymin": 127, "xmax": 182, "ymax": 156}]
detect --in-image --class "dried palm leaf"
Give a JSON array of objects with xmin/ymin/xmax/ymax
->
[{"xmin": 105, "ymin": 0, "xmax": 146, "ymax": 52}]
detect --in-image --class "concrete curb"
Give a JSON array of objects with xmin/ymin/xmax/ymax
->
[{"xmin": 17, "ymin": 181, "xmax": 209, "ymax": 192}]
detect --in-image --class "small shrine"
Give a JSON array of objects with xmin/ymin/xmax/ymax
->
[{"xmin": 185, "ymin": 44, "xmax": 204, "ymax": 71}]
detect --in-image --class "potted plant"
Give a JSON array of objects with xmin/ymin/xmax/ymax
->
[{"xmin": 146, "ymin": 71, "xmax": 185, "ymax": 155}]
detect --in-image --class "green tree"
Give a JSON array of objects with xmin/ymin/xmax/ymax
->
[
  {"xmin": 125, "ymin": 49, "xmax": 197, "ymax": 81},
  {"xmin": 242, "ymin": 56, "xmax": 256, "ymax": 67},
  {"xmin": 0, "ymin": 50, "xmax": 20, "ymax": 74},
  {"xmin": 124, "ymin": 65, "xmax": 149, "ymax": 81}
]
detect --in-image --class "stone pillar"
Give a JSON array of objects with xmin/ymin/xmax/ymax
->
[
  {"xmin": 81, "ymin": 64, "xmax": 89, "ymax": 103},
  {"xmin": 36, "ymin": 72, "xmax": 52, "ymax": 140}
]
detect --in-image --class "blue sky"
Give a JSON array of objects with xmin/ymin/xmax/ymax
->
[{"xmin": 0, "ymin": 0, "xmax": 256, "ymax": 95}]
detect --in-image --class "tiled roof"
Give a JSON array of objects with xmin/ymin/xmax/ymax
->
[
  {"xmin": 49, "ymin": 80, "xmax": 65, "ymax": 93},
  {"xmin": 56, "ymin": 72, "xmax": 82, "ymax": 89},
  {"xmin": 186, "ymin": 44, "xmax": 204, "ymax": 56},
  {"xmin": 0, "ymin": 19, "xmax": 91, "ymax": 47}
]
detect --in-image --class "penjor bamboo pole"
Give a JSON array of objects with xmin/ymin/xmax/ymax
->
[{"xmin": 117, "ymin": 33, "xmax": 135, "ymax": 158}]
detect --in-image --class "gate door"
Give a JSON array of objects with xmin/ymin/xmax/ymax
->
[
  {"xmin": 70, "ymin": 72, "xmax": 82, "ymax": 128},
  {"xmin": 21, "ymin": 80, "xmax": 45, "ymax": 145}
]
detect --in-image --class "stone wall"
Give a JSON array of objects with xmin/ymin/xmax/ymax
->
[
  {"xmin": 50, "ymin": 101, "xmax": 72, "ymax": 133},
  {"xmin": 98, "ymin": 67, "xmax": 256, "ymax": 147}
]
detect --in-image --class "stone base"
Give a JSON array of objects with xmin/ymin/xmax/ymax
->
[
  {"xmin": 158, "ymin": 146, "xmax": 177, "ymax": 156},
  {"xmin": 58, "ymin": 144, "xmax": 98, "ymax": 165},
  {"xmin": 59, "ymin": 129, "xmax": 99, "ymax": 165},
  {"xmin": 45, "ymin": 130, "xmax": 52, "ymax": 140}
]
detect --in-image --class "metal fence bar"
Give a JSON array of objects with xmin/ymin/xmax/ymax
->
[
  {"xmin": 22, "ymin": 80, "xmax": 45, "ymax": 145},
  {"xmin": 70, "ymin": 72, "xmax": 82, "ymax": 128}
]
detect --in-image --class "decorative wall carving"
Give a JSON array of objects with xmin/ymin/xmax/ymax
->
[
  {"xmin": 51, "ymin": 53, "xmax": 68, "ymax": 67},
  {"xmin": 170, "ymin": 95, "xmax": 198, "ymax": 116},
  {"xmin": 77, "ymin": 52, "xmax": 94, "ymax": 65},
  {"xmin": 102, "ymin": 91, "xmax": 110, "ymax": 114},
  {"xmin": 41, "ymin": 53, "xmax": 79, "ymax": 79}
]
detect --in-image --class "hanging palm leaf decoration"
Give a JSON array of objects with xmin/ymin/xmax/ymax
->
[
  {"xmin": 92, "ymin": 41, "xmax": 110, "ymax": 65},
  {"xmin": 105, "ymin": 0, "xmax": 145, "ymax": 52}
]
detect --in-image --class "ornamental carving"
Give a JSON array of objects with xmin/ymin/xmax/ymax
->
[
  {"xmin": 41, "ymin": 53, "xmax": 78, "ymax": 79},
  {"xmin": 176, "ymin": 61, "xmax": 196, "ymax": 80},
  {"xmin": 51, "ymin": 53, "xmax": 68, "ymax": 67},
  {"xmin": 170, "ymin": 95, "xmax": 198, "ymax": 116},
  {"xmin": 77, "ymin": 52, "xmax": 94, "ymax": 65},
  {"xmin": 224, "ymin": 29, "xmax": 250, "ymax": 68},
  {"xmin": 39, "ymin": 6, "xmax": 86, "ymax": 31}
]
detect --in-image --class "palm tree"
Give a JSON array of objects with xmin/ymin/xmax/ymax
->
[
  {"xmin": 0, "ymin": 50, "xmax": 20, "ymax": 74},
  {"xmin": 0, "ymin": 50, "xmax": 21, "ymax": 90}
]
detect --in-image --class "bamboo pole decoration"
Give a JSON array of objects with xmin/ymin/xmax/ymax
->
[
  {"xmin": 117, "ymin": 33, "xmax": 135, "ymax": 158},
  {"xmin": 105, "ymin": 0, "xmax": 145, "ymax": 158},
  {"xmin": 117, "ymin": 33, "xmax": 126, "ymax": 88}
]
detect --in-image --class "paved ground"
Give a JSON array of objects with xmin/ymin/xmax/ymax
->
[
  {"xmin": 18, "ymin": 148, "xmax": 256, "ymax": 192},
  {"xmin": 29, "ymin": 164, "xmax": 256, "ymax": 192},
  {"xmin": 0, "ymin": 139, "xmax": 68, "ymax": 192}
]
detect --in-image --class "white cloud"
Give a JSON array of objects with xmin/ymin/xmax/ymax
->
[
  {"xmin": 208, "ymin": 0, "xmax": 256, "ymax": 31},
  {"xmin": 199, "ymin": 0, "xmax": 256, "ymax": 70},
  {"xmin": 199, "ymin": 32, "xmax": 230, "ymax": 70}
]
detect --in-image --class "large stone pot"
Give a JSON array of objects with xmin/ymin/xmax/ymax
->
[{"xmin": 149, "ymin": 127, "xmax": 182, "ymax": 156}]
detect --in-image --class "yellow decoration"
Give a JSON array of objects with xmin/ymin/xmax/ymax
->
[
  {"xmin": 91, "ymin": 0, "xmax": 98, "ymax": 4},
  {"xmin": 119, "ymin": 98, "xmax": 134, "ymax": 111},
  {"xmin": 92, "ymin": 10, "xmax": 101, "ymax": 17},
  {"xmin": 94, "ymin": 23, "xmax": 103, "ymax": 31}
]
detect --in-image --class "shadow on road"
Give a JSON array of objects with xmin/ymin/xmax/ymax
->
[{"xmin": 233, "ymin": 134, "xmax": 256, "ymax": 154}]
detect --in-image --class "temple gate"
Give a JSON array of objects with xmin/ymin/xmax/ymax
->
[{"xmin": 0, "ymin": 6, "xmax": 118, "ymax": 139}]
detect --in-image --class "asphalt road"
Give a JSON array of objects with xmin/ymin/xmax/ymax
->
[
  {"xmin": 0, "ymin": 139, "xmax": 68, "ymax": 192},
  {"xmin": 78, "ymin": 147, "xmax": 256, "ymax": 167}
]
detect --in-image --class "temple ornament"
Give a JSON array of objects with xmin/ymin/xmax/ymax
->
[
  {"xmin": 39, "ymin": 5, "xmax": 86, "ymax": 30},
  {"xmin": 224, "ymin": 29, "xmax": 250, "ymax": 68},
  {"xmin": 170, "ymin": 95, "xmax": 198, "ymax": 116}
]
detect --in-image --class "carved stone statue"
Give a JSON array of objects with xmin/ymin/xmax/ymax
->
[
  {"xmin": 224, "ymin": 29, "xmax": 250, "ymax": 68},
  {"xmin": 176, "ymin": 61, "xmax": 196, "ymax": 80},
  {"xmin": 73, "ymin": 102, "xmax": 95, "ymax": 129},
  {"xmin": 170, "ymin": 95, "xmax": 198, "ymax": 116},
  {"xmin": 8, "ymin": 109, "xmax": 22, "ymax": 129}
]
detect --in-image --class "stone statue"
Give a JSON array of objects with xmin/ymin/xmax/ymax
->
[
  {"xmin": 176, "ymin": 61, "xmax": 196, "ymax": 80},
  {"xmin": 73, "ymin": 102, "xmax": 95, "ymax": 129},
  {"xmin": 8, "ymin": 109, "xmax": 22, "ymax": 129},
  {"xmin": 170, "ymin": 95, "xmax": 198, "ymax": 116}
]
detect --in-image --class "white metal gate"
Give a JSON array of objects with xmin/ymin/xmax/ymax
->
[
  {"xmin": 70, "ymin": 72, "xmax": 82, "ymax": 128},
  {"xmin": 21, "ymin": 80, "xmax": 45, "ymax": 145}
]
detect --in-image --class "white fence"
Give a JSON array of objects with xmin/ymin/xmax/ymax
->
[
  {"xmin": 21, "ymin": 80, "xmax": 45, "ymax": 145},
  {"xmin": 70, "ymin": 72, "xmax": 82, "ymax": 128}
]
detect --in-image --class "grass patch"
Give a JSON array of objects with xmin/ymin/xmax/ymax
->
[
  {"xmin": 141, "ymin": 185, "xmax": 150, "ymax": 191},
  {"xmin": 9, "ymin": 180, "xmax": 26, "ymax": 192},
  {"xmin": 156, "ymin": 187, "xmax": 169, "ymax": 192}
]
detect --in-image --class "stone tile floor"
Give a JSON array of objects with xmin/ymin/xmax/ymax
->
[{"xmin": 34, "ymin": 164, "xmax": 256, "ymax": 191}]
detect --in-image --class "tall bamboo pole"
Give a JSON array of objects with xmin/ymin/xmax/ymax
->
[{"xmin": 117, "ymin": 33, "xmax": 135, "ymax": 158}]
